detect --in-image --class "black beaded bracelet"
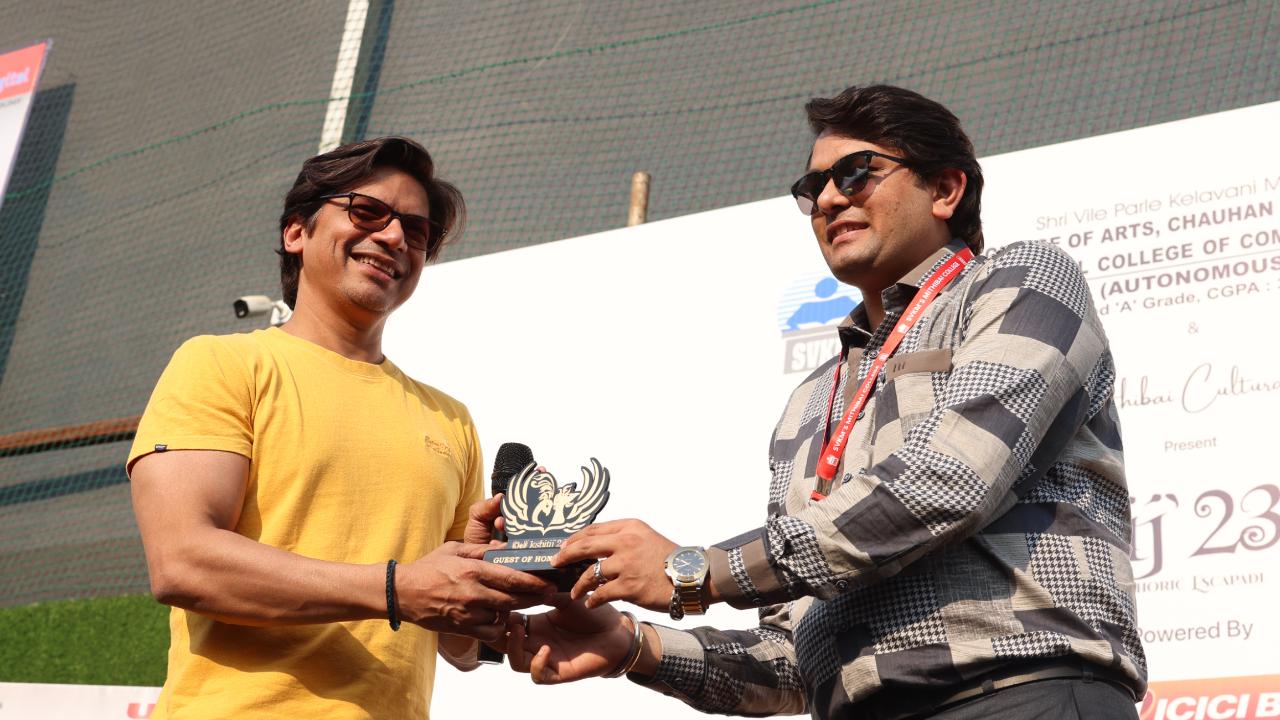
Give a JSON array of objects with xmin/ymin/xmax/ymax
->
[{"xmin": 385, "ymin": 559, "xmax": 402, "ymax": 631}]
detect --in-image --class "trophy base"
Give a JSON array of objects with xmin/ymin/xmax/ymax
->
[{"xmin": 485, "ymin": 541, "xmax": 592, "ymax": 592}]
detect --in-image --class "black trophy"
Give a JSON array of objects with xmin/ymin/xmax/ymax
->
[{"xmin": 484, "ymin": 458, "xmax": 611, "ymax": 591}]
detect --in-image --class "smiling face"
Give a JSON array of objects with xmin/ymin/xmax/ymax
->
[
  {"xmin": 807, "ymin": 130, "xmax": 959, "ymax": 294},
  {"xmin": 282, "ymin": 166, "xmax": 429, "ymax": 326}
]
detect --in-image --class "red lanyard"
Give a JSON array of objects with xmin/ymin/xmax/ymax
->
[{"xmin": 811, "ymin": 248, "xmax": 974, "ymax": 500}]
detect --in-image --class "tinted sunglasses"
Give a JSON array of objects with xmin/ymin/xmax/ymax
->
[
  {"xmin": 319, "ymin": 192, "xmax": 436, "ymax": 252},
  {"xmin": 790, "ymin": 150, "xmax": 910, "ymax": 215}
]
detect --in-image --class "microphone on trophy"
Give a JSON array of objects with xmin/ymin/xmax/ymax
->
[{"xmin": 478, "ymin": 442, "xmax": 537, "ymax": 665}]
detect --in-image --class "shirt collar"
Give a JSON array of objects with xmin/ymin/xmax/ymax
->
[{"xmin": 837, "ymin": 238, "xmax": 971, "ymax": 351}]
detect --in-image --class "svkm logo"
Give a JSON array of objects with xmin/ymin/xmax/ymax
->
[{"xmin": 778, "ymin": 276, "xmax": 859, "ymax": 374}]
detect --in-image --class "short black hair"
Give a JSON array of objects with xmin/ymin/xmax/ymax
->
[
  {"xmin": 805, "ymin": 85, "xmax": 983, "ymax": 253},
  {"xmin": 276, "ymin": 136, "xmax": 465, "ymax": 308}
]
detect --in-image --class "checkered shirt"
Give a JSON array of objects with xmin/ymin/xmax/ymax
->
[{"xmin": 631, "ymin": 240, "xmax": 1147, "ymax": 717}]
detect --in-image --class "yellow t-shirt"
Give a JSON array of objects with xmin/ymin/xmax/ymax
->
[{"xmin": 127, "ymin": 327, "xmax": 482, "ymax": 720}]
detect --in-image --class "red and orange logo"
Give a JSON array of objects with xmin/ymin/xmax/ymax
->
[
  {"xmin": 0, "ymin": 42, "xmax": 47, "ymax": 102},
  {"xmin": 1138, "ymin": 675, "xmax": 1280, "ymax": 720}
]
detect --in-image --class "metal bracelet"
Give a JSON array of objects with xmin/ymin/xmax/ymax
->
[
  {"xmin": 603, "ymin": 611, "xmax": 643, "ymax": 678},
  {"xmin": 668, "ymin": 592, "xmax": 685, "ymax": 620},
  {"xmin": 619, "ymin": 620, "xmax": 647, "ymax": 676}
]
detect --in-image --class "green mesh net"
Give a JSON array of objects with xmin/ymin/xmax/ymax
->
[{"xmin": 1, "ymin": 0, "xmax": 1276, "ymax": 607}]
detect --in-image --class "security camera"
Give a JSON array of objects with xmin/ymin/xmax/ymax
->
[
  {"xmin": 233, "ymin": 295, "xmax": 275, "ymax": 318},
  {"xmin": 234, "ymin": 295, "xmax": 293, "ymax": 326}
]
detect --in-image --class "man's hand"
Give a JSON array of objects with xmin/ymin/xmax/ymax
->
[
  {"xmin": 395, "ymin": 542, "xmax": 554, "ymax": 643},
  {"xmin": 552, "ymin": 519, "xmax": 681, "ymax": 612},
  {"xmin": 463, "ymin": 495, "xmax": 505, "ymax": 545},
  {"xmin": 507, "ymin": 596, "xmax": 634, "ymax": 684}
]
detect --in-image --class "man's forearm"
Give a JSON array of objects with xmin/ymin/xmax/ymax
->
[
  {"xmin": 133, "ymin": 451, "xmax": 550, "ymax": 640},
  {"xmin": 147, "ymin": 525, "xmax": 387, "ymax": 626},
  {"xmin": 132, "ymin": 451, "xmax": 385, "ymax": 626},
  {"xmin": 631, "ymin": 622, "xmax": 806, "ymax": 716}
]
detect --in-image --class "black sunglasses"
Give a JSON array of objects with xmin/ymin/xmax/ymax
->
[
  {"xmin": 318, "ymin": 192, "xmax": 436, "ymax": 252},
  {"xmin": 790, "ymin": 150, "xmax": 910, "ymax": 215}
]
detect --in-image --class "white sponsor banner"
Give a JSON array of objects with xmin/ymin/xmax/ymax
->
[
  {"xmin": 0, "ymin": 41, "xmax": 49, "ymax": 210},
  {"xmin": 981, "ymin": 100, "xmax": 1280, "ymax": 687},
  {"xmin": 0, "ymin": 682, "xmax": 158, "ymax": 719}
]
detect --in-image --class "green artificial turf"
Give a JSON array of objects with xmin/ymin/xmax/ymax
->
[{"xmin": 0, "ymin": 595, "xmax": 168, "ymax": 686}]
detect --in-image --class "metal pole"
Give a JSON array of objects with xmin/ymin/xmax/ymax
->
[
  {"xmin": 627, "ymin": 171, "xmax": 650, "ymax": 226},
  {"xmin": 318, "ymin": 0, "xmax": 371, "ymax": 153}
]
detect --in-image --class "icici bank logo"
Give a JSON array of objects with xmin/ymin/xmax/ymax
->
[
  {"xmin": 1137, "ymin": 685, "xmax": 1280, "ymax": 720},
  {"xmin": 1139, "ymin": 689, "xmax": 1157, "ymax": 720}
]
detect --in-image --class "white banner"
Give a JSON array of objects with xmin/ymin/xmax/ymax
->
[
  {"xmin": 979, "ymin": 100, "xmax": 1280, "ymax": 720},
  {"xmin": 0, "ymin": 682, "xmax": 158, "ymax": 719},
  {"xmin": 0, "ymin": 41, "xmax": 49, "ymax": 209}
]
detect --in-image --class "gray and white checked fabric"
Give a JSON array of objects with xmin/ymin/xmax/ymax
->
[{"xmin": 632, "ymin": 240, "xmax": 1146, "ymax": 717}]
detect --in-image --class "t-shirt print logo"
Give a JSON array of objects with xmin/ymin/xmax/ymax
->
[{"xmin": 423, "ymin": 434, "xmax": 452, "ymax": 459}]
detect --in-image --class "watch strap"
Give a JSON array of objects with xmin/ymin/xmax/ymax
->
[
  {"xmin": 673, "ymin": 581, "xmax": 705, "ymax": 618},
  {"xmin": 665, "ymin": 546, "xmax": 708, "ymax": 620},
  {"xmin": 668, "ymin": 592, "xmax": 685, "ymax": 621}
]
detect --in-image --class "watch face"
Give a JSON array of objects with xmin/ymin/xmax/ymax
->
[{"xmin": 672, "ymin": 549, "xmax": 707, "ymax": 579}]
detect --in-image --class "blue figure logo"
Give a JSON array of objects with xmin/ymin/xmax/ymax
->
[{"xmin": 785, "ymin": 278, "xmax": 856, "ymax": 330}]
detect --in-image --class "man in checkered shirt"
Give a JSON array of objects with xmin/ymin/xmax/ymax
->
[{"xmin": 506, "ymin": 84, "xmax": 1146, "ymax": 719}]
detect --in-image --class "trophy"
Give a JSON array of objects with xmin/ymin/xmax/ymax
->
[{"xmin": 484, "ymin": 458, "xmax": 611, "ymax": 590}]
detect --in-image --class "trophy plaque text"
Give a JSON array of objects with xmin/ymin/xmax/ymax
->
[{"xmin": 484, "ymin": 458, "xmax": 611, "ymax": 590}]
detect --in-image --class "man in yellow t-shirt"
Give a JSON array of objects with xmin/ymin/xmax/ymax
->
[{"xmin": 128, "ymin": 137, "xmax": 554, "ymax": 719}]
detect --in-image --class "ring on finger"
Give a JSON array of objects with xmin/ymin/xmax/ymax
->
[{"xmin": 593, "ymin": 559, "xmax": 607, "ymax": 586}]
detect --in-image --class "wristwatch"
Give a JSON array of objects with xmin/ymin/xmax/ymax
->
[{"xmin": 663, "ymin": 546, "xmax": 710, "ymax": 620}]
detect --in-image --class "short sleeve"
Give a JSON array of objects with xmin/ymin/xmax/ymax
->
[{"xmin": 126, "ymin": 335, "xmax": 255, "ymax": 474}]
